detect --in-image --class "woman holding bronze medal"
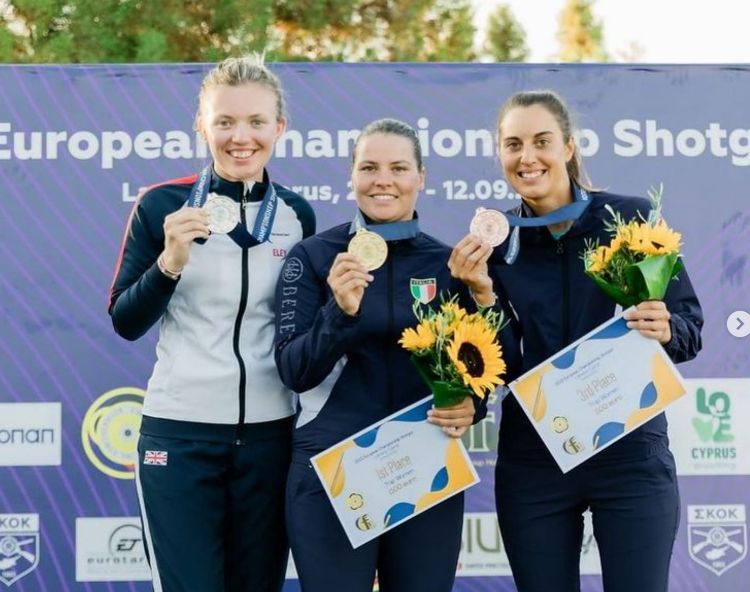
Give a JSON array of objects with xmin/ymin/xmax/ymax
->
[
  {"xmin": 486, "ymin": 91, "xmax": 703, "ymax": 592},
  {"xmin": 109, "ymin": 55, "xmax": 314, "ymax": 592},
  {"xmin": 274, "ymin": 118, "xmax": 521, "ymax": 592}
]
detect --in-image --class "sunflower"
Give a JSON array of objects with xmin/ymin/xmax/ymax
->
[
  {"xmin": 446, "ymin": 319, "xmax": 506, "ymax": 398},
  {"xmin": 398, "ymin": 319, "xmax": 437, "ymax": 352},
  {"xmin": 613, "ymin": 221, "xmax": 638, "ymax": 248},
  {"xmin": 437, "ymin": 300, "xmax": 467, "ymax": 335},
  {"xmin": 586, "ymin": 245, "xmax": 613, "ymax": 274},
  {"xmin": 626, "ymin": 220, "xmax": 682, "ymax": 256}
]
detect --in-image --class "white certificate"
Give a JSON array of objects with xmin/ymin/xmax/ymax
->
[
  {"xmin": 310, "ymin": 396, "xmax": 479, "ymax": 548},
  {"xmin": 509, "ymin": 310, "xmax": 687, "ymax": 473}
]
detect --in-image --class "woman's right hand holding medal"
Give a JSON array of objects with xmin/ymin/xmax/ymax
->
[
  {"xmin": 327, "ymin": 253, "xmax": 374, "ymax": 316},
  {"xmin": 161, "ymin": 207, "xmax": 210, "ymax": 272}
]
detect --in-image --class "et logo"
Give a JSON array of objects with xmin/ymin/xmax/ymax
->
[{"xmin": 81, "ymin": 387, "xmax": 145, "ymax": 479}]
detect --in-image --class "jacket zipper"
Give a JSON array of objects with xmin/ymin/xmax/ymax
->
[
  {"xmin": 556, "ymin": 239, "xmax": 570, "ymax": 347},
  {"xmin": 232, "ymin": 193, "xmax": 250, "ymax": 443}
]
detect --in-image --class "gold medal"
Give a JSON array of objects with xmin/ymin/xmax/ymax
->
[
  {"xmin": 469, "ymin": 207, "xmax": 510, "ymax": 247},
  {"xmin": 347, "ymin": 229, "xmax": 388, "ymax": 271}
]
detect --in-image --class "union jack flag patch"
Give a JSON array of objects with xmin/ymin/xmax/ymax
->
[{"xmin": 143, "ymin": 450, "xmax": 168, "ymax": 466}]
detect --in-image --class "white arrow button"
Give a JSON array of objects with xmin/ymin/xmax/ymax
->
[{"xmin": 727, "ymin": 310, "xmax": 750, "ymax": 338}]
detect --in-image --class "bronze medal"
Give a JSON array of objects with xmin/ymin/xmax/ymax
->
[{"xmin": 469, "ymin": 207, "xmax": 510, "ymax": 247}]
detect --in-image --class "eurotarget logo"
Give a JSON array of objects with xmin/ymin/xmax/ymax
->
[
  {"xmin": 75, "ymin": 517, "xmax": 150, "ymax": 581},
  {"xmin": 0, "ymin": 402, "xmax": 61, "ymax": 466},
  {"xmin": 0, "ymin": 513, "xmax": 40, "ymax": 587},
  {"xmin": 667, "ymin": 379, "xmax": 750, "ymax": 475},
  {"xmin": 81, "ymin": 387, "xmax": 145, "ymax": 479}
]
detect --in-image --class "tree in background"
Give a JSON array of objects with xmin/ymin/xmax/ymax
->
[
  {"xmin": 556, "ymin": 0, "xmax": 608, "ymax": 62},
  {"xmin": 236, "ymin": 0, "xmax": 477, "ymax": 62},
  {"xmin": 0, "ymin": 0, "xmax": 276, "ymax": 62},
  {"xmin": 482, "ymin": 3, "xmax": 528, "ymax": 62},
  {"xmin": 0, "ymin": 0, "xmax": 477, "ymax": 63}
]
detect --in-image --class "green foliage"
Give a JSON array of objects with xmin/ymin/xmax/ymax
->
[
  {"xmin": 483, "ymin": 3, "xmax": 528, "ymax": 62},
  {"xmin": 0, "ymin": 0, "xmax": 479, "ymax": 63},
  {"xmin": 1, "ymin": 0, "xmax": 274, "ymax": 63},
  {"xmin": 556, "ymin": 0, "xmax": 608, "ymax": 62}
]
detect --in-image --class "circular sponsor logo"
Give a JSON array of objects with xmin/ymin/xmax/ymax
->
[
  {"xmin": 82, "ymin": 387, "xmax": 145, "ymax": 479},
  {"xmin": 108, "ymin": 523, "xmax": 144, "ymax": 557},
  {"xmin": 282, "ymin": 257, "xmax": 304, "ymax": 283}
]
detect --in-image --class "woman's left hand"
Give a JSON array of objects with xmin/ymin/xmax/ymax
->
[
  {"xmin": 448, "ymin": 234, "xmax": 494, "ymax": 306},
  {"xmin": 624, "ymin": 300, "xmax": 672, "ymax": 344},
  {"xmin": 426, "ymin": 396, "xmax": 476, "ymax": 438}
]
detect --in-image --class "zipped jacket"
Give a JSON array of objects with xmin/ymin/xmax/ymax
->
[
  {"xmin": 493, "ymin": 191, "xmax": 703, "ymax": 462},
  {"xmin": 274, "ymin": 221, "xmax": 522, "ymax": 460},
  {"xmin": 109, "ymin": 170, "xmax": 315, "ymax": 436}
]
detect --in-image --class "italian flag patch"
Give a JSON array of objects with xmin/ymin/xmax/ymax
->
[{"xmin": 410, "ymin": 278, "xmax": 437, "ymax": 304}]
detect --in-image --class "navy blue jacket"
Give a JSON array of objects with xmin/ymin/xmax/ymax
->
[
  {"xmin": 493, "ymin": 191, "xmax": 703, "ymax": 463},
  {"xmin": 275, "ymin": 220, "xmax": 522, "ymax": 460}
]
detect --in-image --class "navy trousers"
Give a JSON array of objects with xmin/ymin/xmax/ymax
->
[
  {"xmin": 135, "ymin": 418, "xmax": 292, "ymax": 592},
  {"xmin": 495, "ymin": 448, "xmax": 680, "ymax": 592},
  {"xmin": 286, "ymin": 457, "xmax": 464, "ymax": 592}
]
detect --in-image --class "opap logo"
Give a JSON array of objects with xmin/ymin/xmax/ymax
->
[{"xmin": 0, "ymin": 402, "xmax": 61, "ymax": 466}]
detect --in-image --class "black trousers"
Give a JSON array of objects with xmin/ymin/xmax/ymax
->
[
  {"xmin": 135, "ymin": 418, "xmax": 292, "ymax": 592},
  {"xmin": 495, "ymin": 448, "xmax": 680, "ymax": 592},
  {"xmin": 286, "ymin": 457, "xmax": 464, "ymax": 592}
]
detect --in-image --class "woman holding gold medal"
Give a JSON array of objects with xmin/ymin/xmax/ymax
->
[
  {"xmin": 483, "ymin": 91, "xmax": 703, "ymax": 592},
  {"xmin": 109, "ymin": 55, "xmax": 314, "ymax": 592},
  {"xmin": 274, "ymin": 118, "xmax": 521, "ymax": 592}
]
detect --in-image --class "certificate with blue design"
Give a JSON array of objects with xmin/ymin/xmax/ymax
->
[
  {"xmin": 509, "ymin": 311, "xmax": 687, "ymax": 473},
  {"xmin": 310, "ymin": 396, "xmax": 479, "ymax": 548}
]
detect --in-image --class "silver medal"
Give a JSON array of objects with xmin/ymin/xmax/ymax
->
[{"xmin": 205, "ymin": 193, "xmax": 240, "ymax": 234}]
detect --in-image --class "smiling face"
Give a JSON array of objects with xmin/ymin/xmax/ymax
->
[
  {"xmin": 498, "ymin": 103, "xmax": 575, "ymax": 213},
  {"xmin": 197, "ymin": 82, "xmax": 286, "ymax": 182},
  {"xmin": 351, "ymin": 133, "xmax": 425, "ymax": 223}
]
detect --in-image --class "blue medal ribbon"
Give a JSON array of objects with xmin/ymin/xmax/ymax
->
[
  {"xmin": 349, "ymin": 211, "xmax": 420, "ymax": 241},
  {"xmin": 502, "ymin": 184, "xmax": 591, "ymax": 264},
  {"xmin": 188, "ymin": 165, "xmax": 278, "ymax": 248}
]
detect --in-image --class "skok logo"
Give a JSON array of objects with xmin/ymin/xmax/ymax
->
[
  {"xmin": 688, "ymin": 504, "xmax": 747, "ymax": 576},
  {"xmin": 0, "ymin": 513, "xmax": 40, "ymax": 587},
  {"xmin": 692, "ymin": 387, "xmax": 734, "ymax": 443}
]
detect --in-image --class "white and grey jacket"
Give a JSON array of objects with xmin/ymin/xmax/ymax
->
[{"xmin": 109, "ymin": 169, "xmax": 315, "ymax": 441}]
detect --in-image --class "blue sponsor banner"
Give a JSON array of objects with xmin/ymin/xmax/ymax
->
[{"xmin": 0, "ymin": 64, "xmax": 748, "ymax": 591}]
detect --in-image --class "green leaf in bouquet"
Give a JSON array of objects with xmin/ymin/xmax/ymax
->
[
  {"xmin": 409, "ymin": 354, "xmax": 472, "ymax": 408},
  {"xmin": 430, "ymin": 381, "xmax": 473, "ymax": 408},
  {"xmin": 624, "ymin": 253, "xmax": 683, "ymax": 302},
  {"xmin": 585, "ymin": 270, "xmax": 638, "ymax": 307}
]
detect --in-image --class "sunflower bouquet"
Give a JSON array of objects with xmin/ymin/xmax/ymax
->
[
  {"xmin": 582, "ymin": 184, "xmax": 684, "ymax": 307},
  {"xmin": 398, "ymin": 294, "xmax": 507, "ymax": 408}
]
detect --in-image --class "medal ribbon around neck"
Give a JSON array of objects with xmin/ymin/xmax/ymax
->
[
  {"xmin": 188, "ymin": 165, "xmax": 279, "ymax": 248},
  {"xmin": 498, "ymin": 184, "xmax": 591, "ymax": 264},
  {"xmin": 349, "ymin": 211, "xmax": 420, "ymax": 241}
]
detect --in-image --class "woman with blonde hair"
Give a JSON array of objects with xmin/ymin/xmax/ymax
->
[{"xmin": 109, "ymin": 55, "xmax": 315, "ymax": 591}]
